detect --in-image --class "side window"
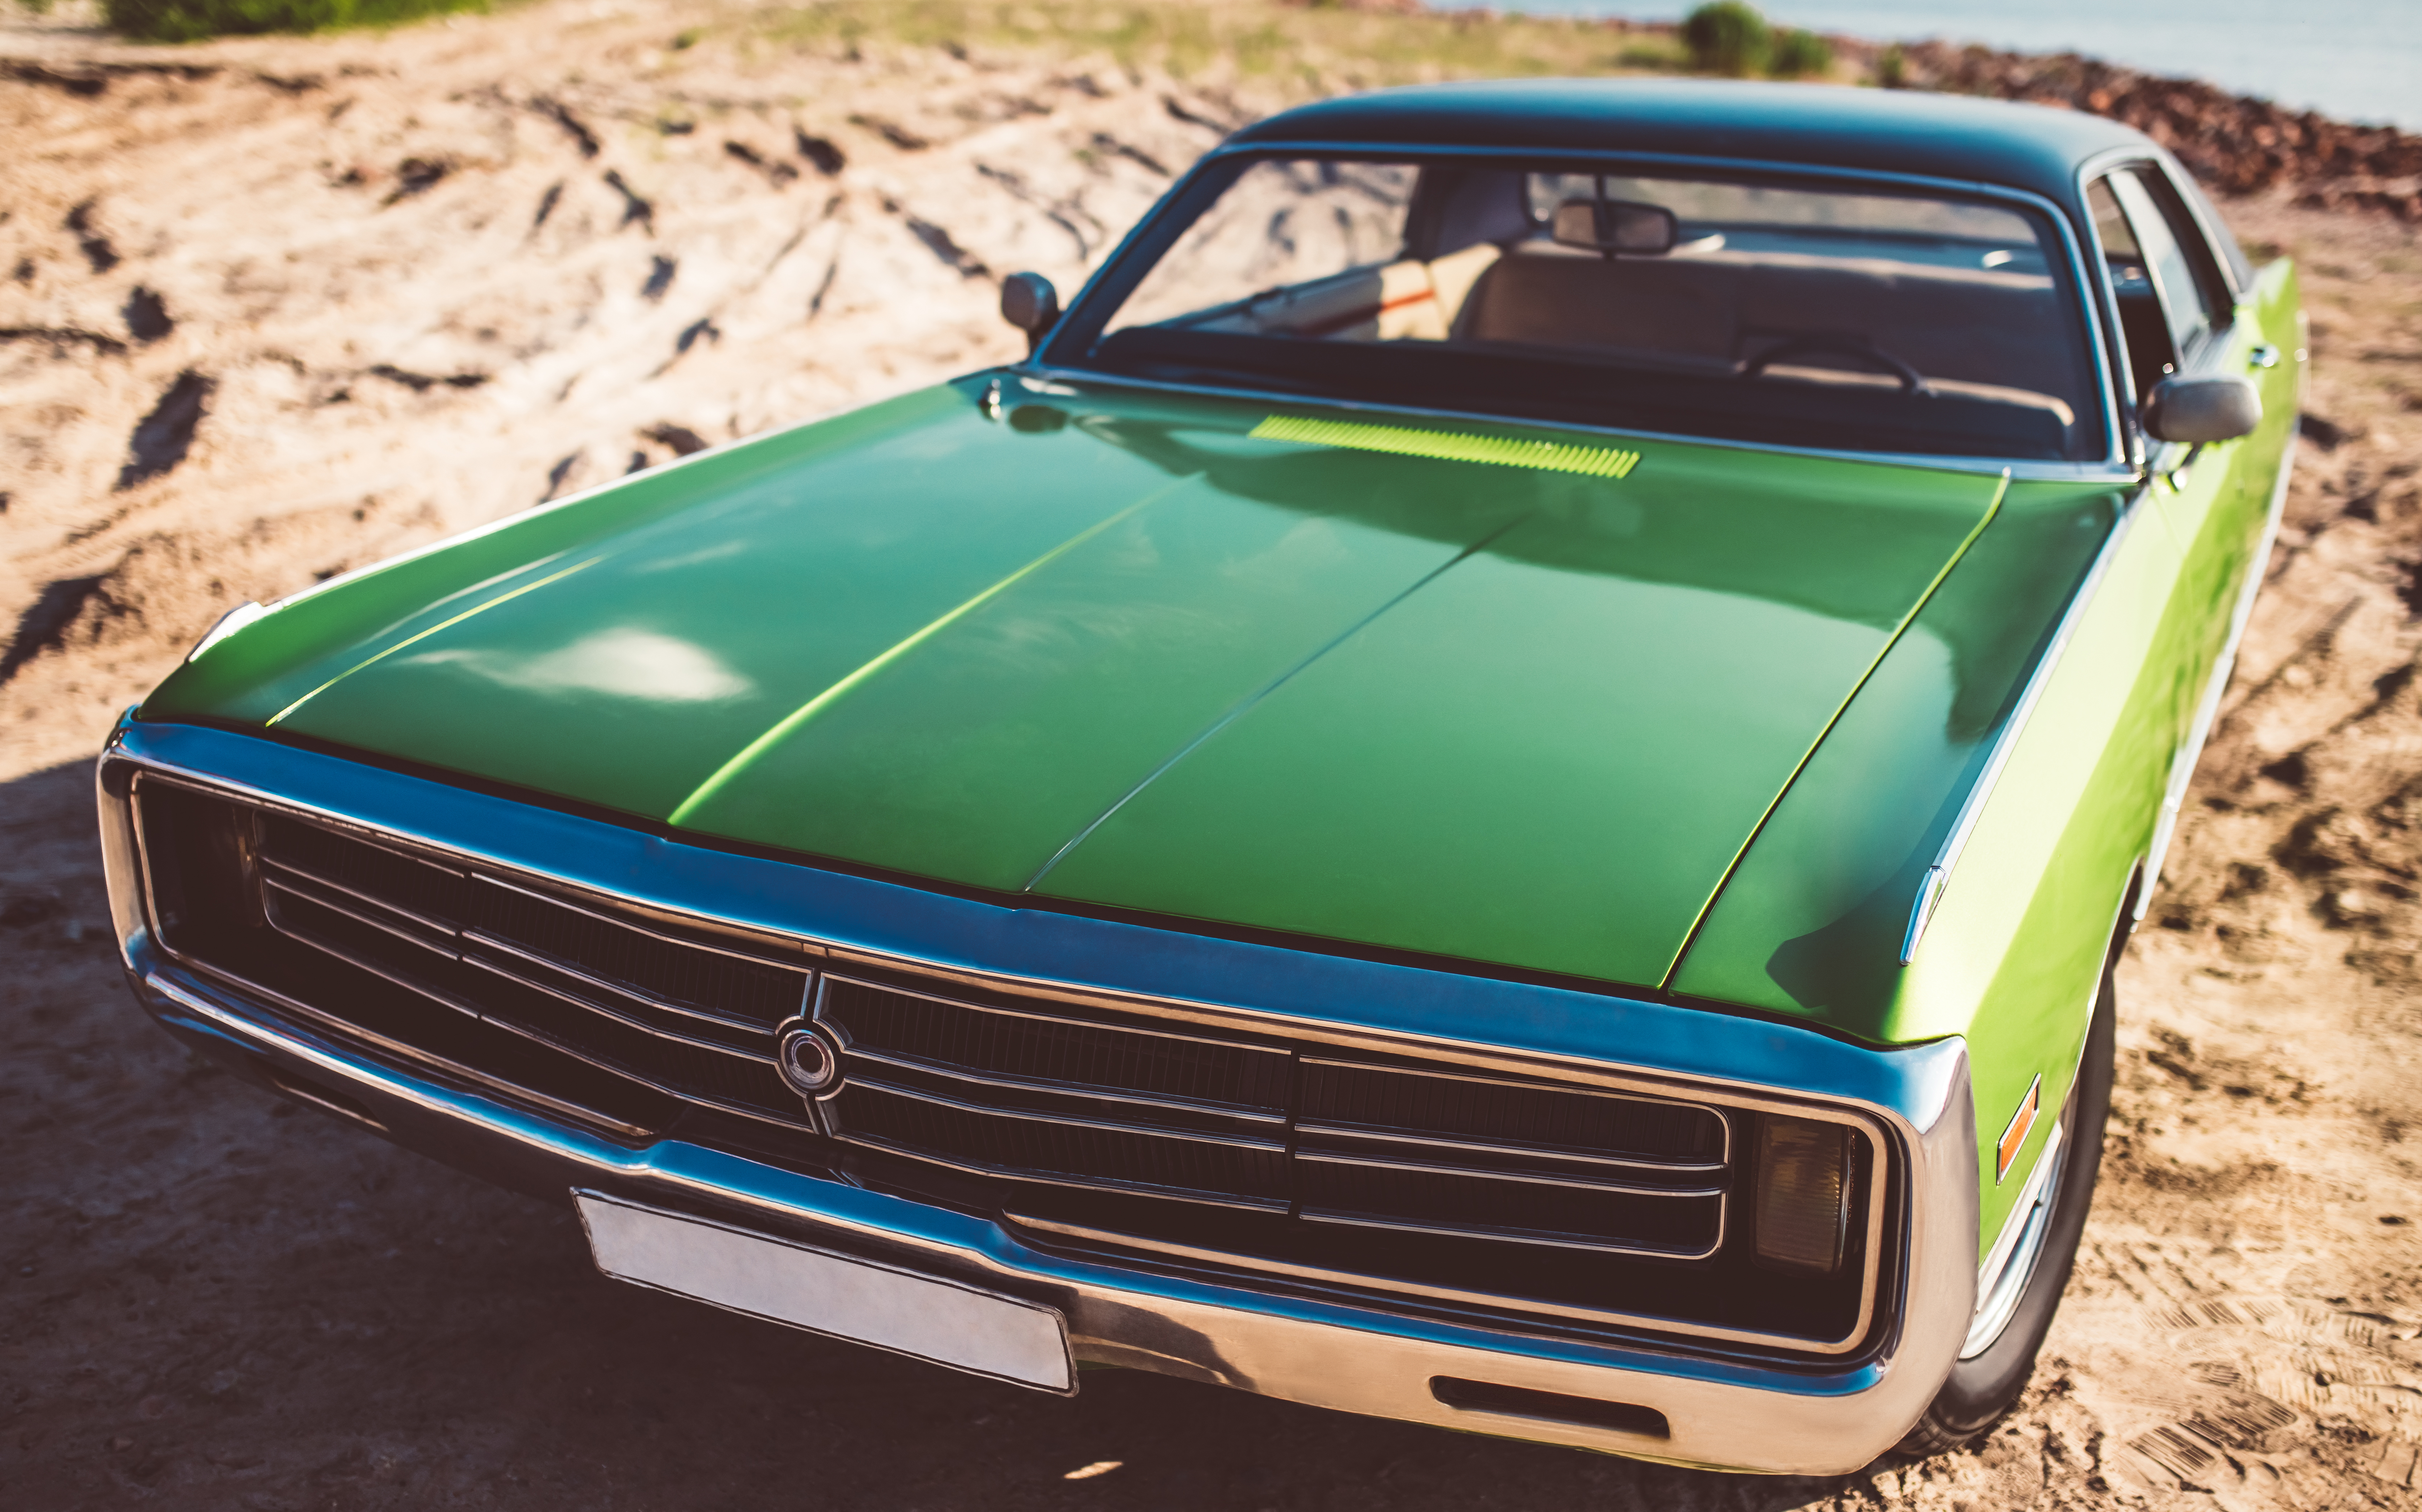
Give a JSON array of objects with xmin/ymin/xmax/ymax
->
[{"xmin": 2091, "ymin": 169, "xmax": 2230, "ymax": 405}]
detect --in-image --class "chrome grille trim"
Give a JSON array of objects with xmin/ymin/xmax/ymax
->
[
  {"xmin": 1295, "ymin": 1151, "xmax": 1726, "ymax": 1200},
  {"xmin": 261, "ymin": 853, "xmax": 456, "ymax": 937},
  {"xmin": 839, "ymin": 1075, "xmax": 1292, "ymax": 1154},
  {"xmin": 458, "ymin": 955, "xmax": 771, "ymax": 1063},
  {"xmin": 264, "ymin": 884, "xmax": 473, "ymax": 1012},
  {"xmin": 116, "ymin": 748, "xmax": 1909, "ymax": 1358},
  {"xmin": 1003, "ymin": 1209, "xmax": 1761, "ymax": 1334},
  {"xmin": 842, "ymin": 1045, "xmax": 1292, "ymax": 1127},
  {"xmin": 460, "ymin": 928, "xmax": 770, "ymax": 1037},
  {"xmin": 1296, "ymin": 1209, "xmax": 1719, "ymax": 1256},
  {"xmin": 265, "ymin": 872, "xmax": 453, "ymax": 958},
  {"xmin": 1292, "ymin": 1124, "xmax": 1727, "ymax": 1177}
]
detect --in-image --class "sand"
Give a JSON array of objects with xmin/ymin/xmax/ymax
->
[{"xmin": 3, "ymin": 3, "xmax": 2418, "ymax": 1506}]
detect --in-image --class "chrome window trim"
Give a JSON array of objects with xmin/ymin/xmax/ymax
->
[
  {"xmin": 99, "ymin": 718, "xmax": 1975, "ymax": 1375},
  {"xmin": 1017, "ymin": 367, "xmax": 2136, "ymax": 485},
  {"xmin": 1029, "ymin": 140, "xmax": 2127, "ymax": 470}
]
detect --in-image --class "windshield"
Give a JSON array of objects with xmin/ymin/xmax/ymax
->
[{"xmin": 1053, "ymin": 156, "xmax": 2106, "ymax": 462}]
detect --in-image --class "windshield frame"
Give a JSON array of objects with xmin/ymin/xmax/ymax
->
[{"xmin": 1033, "ymin": 142, "xmax": 2124, "ymax": 471}]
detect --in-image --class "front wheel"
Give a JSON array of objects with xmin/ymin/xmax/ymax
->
[{"xmin": 1897, "ymin": 970, "xmax": 2116, "ymax": 1457}]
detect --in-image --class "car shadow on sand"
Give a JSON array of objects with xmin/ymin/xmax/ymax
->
[{"xmin": 4, "ymin": 755, "xmax": 1875, "ymax": 1509}]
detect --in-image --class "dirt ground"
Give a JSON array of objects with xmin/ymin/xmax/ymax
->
[{"xmin": 3, "ymin": 3, "xmax": 2419, "ymax": 1508}]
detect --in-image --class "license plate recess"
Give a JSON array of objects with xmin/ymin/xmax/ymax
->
[{"xmin": 574, "ymin": 1191, "xmax": 1076, "ymax": 1393}]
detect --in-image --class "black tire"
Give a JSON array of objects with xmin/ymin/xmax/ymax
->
[{"xmin": 1896, "ymin": 967, "xmax": 2117, "ymax": 1457}]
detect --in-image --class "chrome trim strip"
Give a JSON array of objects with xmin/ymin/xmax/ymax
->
[
  {"xmin": 1031, "ymin": 141, "xmax": 2127, "ymax": 471},
  {"xmin": 458, "ymin": 955, "xmax": 771, "ymax": 1064},
  {"xmin": 266, "ymin": 849, "xmax": 779, "ymax": 1061},
  {"xmin": 1294, "ymin": 1124, "xmax": 1727, "ymax": 1177},
  {"xmin": 1296, "ymin": 1149, "xmax": 1724, "ymax": 1201},
  {"xmin": 260, "ymin": 851, "xmax": 458, "ymax": 936},
  {"xmin": 1961, "ymin": 1119, "xmax": 2065, "ymax": 1360},
  {"xmin": 266, "ymin": 873, "xmax": 454, "ymax": 958},
  {"xmin": 1902, "ymin": 484, "xmax": 2151, "ymax": 963},
  {"xmin": 841, "ymin": 1045, "xmax": 1290, "ymax": 1127},
  {"xmin": 461, "ymin": 928, "xmax": 781, "ymax": 1037},
  {"xmin": 841, "ymin": 1075, "xmax": 1290, "ymax": 1155},
  {"xmin": 1005, "ymin": 1209, "xmax": 1760, "ymax": 1342},
  {"xmin": 474, "ymin": 868, "xmax": 813, "ymax": 973},
  {"xmin": 1297, "ymin": 1206, "xmax": 1720, "ymax": 1261},
  {"xmin": 160, "ymin": 954, "xmax": 659, "ymax": 1139},
  {"xmin": 843, "ymin": 1126, "xmax": 1292, "ymax": 1214},
  {"xmin": 819, "ymin": 968, "xmax": 1292, "ymax": 1062},
  {"xmin": 264, "ymin": 890, "xmax": 476, "ymax": 1014},
  {"xmin": 99, "ymin": 720, "xmax": 1977, "ymax": 1398},
  {"xmin": 1300, "ymin": 1053, "xmax": 1723, "ymax": 1116},
  {"xmin": 1022, "ymin": 366, "xmax": 2131, "ymax": 485}
]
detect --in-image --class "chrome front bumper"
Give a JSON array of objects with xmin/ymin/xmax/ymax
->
[{"xmin": 98, "ymin": 715, "xmax": 1980, "ymax": 1475}]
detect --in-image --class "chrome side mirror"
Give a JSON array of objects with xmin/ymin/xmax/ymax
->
[
  {"xmin": 1549, "ymin": 198, "xmax": 1678, "ymax": 256},
  {"xmin": 1000, "ymin": 272, "xmax": 1060, "ymax": 354},
  {"xmin": 2144, "ymin": 373, "xmax": 2262, "ymax": 444}
]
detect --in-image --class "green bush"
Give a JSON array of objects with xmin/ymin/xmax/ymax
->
[
  {"xmin": 1682, "ymin": 1, "xmax": 1769, "ymax": 77},
  {"xmin": 1876, "ymin": 43, "xmax": 1908, "ymax": 89},
  {"xmin": 103, "ymin": 0, "xmax": 482, "ymax": 43},
  {"xmin": 1767, "ymin": 27, "xmax": 1831, "ymax": 78}
]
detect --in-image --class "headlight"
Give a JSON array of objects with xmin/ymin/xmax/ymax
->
[{"xmin": 1753, "ymin": 1114, "xmax": 1853, "ymax": 1276}]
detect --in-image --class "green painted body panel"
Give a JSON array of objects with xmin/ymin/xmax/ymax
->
[
  {"xmin": 1671, "ymin": 258, "xmax": 2301, "ymax": 1257},
  {"xmin": 149, "ymin": 378, "xmax": 2000, "ymax": 996},
  {"xmin": 1670, "ymin": 479, "xmax": 2123, "ymax": 1028},
  {"xmin": 1035, "ymin": 448, "xmax": 2002, "ymax": 985}
]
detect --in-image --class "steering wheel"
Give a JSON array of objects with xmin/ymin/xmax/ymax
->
[{"xmin": 1741, "ymin": 335, "xmax": 1932, "ymax": 396}]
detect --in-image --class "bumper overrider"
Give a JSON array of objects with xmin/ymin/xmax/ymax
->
[{"xmin": 97, "ymin": 714, "xmax": 1978, "ymax": 1475}]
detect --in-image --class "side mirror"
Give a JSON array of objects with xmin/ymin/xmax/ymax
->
[
  {"xmin": 1549, "ymin": 198, "xmax": 1678, "ymax": 256},
  {"xmin": 1000, "ymin": 272, "xmax": 1060, "ymax": 354},
  {"xmin": 2144, "ymin": 373, "xmax": 2262, "ymax": 444}
]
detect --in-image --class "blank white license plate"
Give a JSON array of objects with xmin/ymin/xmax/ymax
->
[{"xmin": 574, "ymin": 1192, "xmax": 1074, "ymax": 1392}]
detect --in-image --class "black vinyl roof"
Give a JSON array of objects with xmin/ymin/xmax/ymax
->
[{"xmin": 1230, "ymin": 79, "xmax": 2159, "ymax": 214}]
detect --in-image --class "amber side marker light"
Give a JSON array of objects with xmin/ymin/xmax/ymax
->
[{"xmin": 1753, "ymin": 1115, "xmax": 1854, "ymax": 1277}]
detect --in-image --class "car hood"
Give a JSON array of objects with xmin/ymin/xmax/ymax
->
[{"xmin": 149, "ymin": 377, "xmax": 2005, "ymax": 990}]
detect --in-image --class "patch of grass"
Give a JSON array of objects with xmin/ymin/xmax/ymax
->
[
  {"xmin": 103, "ymin": 0, "xmax": 485, "ymax": 43},
  {"xmin": 1680, "ymin": 0, "xmax": 1768, "ymax": 77},
  {"xmin": 1767, "ymin": 26, "xmax": 1830, "ymax": 79}
]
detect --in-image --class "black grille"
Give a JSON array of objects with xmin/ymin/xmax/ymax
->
[
  {"xmin": 817, "ymin": 975, "xmax": 1729, "ymax": 1257},
  {"xmin": 240, "ymin": 806, "xmax": 811, "ymax": 1123},
  {"xmin": 135, "ymin": 783, "xmax": 1871, "ymax": 1343}
]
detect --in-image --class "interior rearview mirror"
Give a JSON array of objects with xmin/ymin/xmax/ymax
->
[
  {"xmin": 2143, "ymin": 373, "xmax": 2262, "ymax": 445},
  {"xmin": 1000, "ymin": 272, "xmax": 1061, "ymax": 352},
  {"xmin": 1549, "ymin": 198, "xmax": 1679, "ymax": 256}
]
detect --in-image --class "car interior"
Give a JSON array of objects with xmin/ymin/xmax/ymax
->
[{"xmin": 1086, "ymin": 161, "xmax": 2110, "ymax": 462}]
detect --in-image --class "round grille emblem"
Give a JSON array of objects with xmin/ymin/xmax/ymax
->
[{"xmin": 775, "ymin": 1022, "xmax": 840, "ymax": 1097}]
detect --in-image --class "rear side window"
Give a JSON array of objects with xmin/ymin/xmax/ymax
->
[{"xmin": 2092, "ymin": 168, "xmax": 2230, "ymax": 401}]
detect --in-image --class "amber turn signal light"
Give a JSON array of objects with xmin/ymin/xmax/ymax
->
[{"xmin": 1753, "ymin": 1115, "xmax": 1854, "ymax": 1277}]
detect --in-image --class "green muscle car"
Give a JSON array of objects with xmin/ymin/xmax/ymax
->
[{"xmin": 98, "ymin": 79, "xmax": 2300, "ymax": 1473}]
